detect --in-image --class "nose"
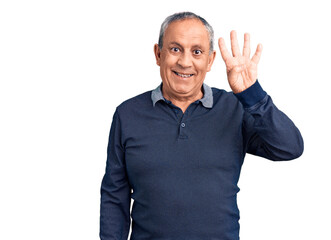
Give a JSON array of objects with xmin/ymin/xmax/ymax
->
[{"xmin": 177, "ymin": 52, "xmax": 192, "ymax": 68}]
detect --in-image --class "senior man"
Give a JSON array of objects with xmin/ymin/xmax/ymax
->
[{"xmin": 100, "ymin": 12, "xmax": 304, "ymax": 240}]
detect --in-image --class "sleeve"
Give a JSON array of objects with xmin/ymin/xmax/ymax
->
[
  {"xmin": 235, "ymin": 80, "xmax": 304, "ymax": 161},
  {"xmin": 100, "ymin": 108, "xmax": 131, "ymax": 240}
]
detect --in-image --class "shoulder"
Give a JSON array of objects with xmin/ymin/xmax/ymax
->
[
  {"xmin": 211, "ymin": 86, "xmax": 242, "ymax": 109},
  {"xmin": 115, "ymin": 89, "xmax": 154, "ymax": 116},
  {"xmin": 208, "ymin": 86, "xmax": 246, "ymax": 126}
]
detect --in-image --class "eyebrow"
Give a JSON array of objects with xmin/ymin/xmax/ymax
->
[
  {"xmin": 192, "ymin": 44, "xmax": 204, "ymax": 49},
  {"xmin": 169, "ymin": 42, "xmax": 205, "ymax": 50},
  {"xmin": 169, "ymin": 42, "xmax": 183, "ymax": 48}
]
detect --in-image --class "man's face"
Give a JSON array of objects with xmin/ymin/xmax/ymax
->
[{"xmin": 154, "ymin": 18, "xmax": 216, "ymax": 99}]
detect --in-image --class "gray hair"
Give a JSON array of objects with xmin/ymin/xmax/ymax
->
[{"xmin": 158, "ymin": 12, "xmax": 214, "ymax": 54}]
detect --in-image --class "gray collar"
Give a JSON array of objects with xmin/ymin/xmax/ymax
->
[{"xmin": 151, "ymin": 82, "xmax": 213, "ymax": 108}]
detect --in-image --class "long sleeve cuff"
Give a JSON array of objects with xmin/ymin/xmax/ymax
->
[{"xmin": 234, "ymin": 80, "xmax": 267, "ymax": 108}]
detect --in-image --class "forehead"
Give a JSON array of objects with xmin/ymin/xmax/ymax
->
[{"xmin": 163, "ymin": 19, "xmax": 209, "ymax": 47}]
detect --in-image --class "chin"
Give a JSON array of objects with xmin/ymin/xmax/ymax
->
[{"xmin": 172, "ymin": 83, "xmax": 194, "ymax": 95}]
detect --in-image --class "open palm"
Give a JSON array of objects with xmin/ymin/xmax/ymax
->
[{"xmin": 218, "ymin": 30, "xmax": 262, "ymax": 94}]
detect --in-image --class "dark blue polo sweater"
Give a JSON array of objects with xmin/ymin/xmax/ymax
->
[{"xmin": 100, "ymin": 80, "xmax": 304, "ymax": 240}]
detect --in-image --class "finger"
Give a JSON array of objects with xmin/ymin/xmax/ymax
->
[
  {"xmin": 230, "ymin": 30, "xmax": 241, "ymax": 57},
  {"xmin": 251, "ymin": 43, "xmax": 263, "ymax": 64},
  {"xmin": 243, "ymin": 33, "xmax": 250, "ymax": 58},
  {"xmin": 218, "ymin": 37, "xmax": 232, "ymax": 62}
]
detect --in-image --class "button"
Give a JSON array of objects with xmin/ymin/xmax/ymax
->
[{"xmin": 181, "ymin": 122, "xmax": 185, "ymax": 128}]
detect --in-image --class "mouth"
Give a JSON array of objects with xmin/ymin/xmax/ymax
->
[{"xmin": 172, "ymin": 71, "xmax": 194, "ymax": 78}]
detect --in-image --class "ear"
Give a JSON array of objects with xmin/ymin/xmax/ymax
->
[
  {"xmin": 207, "ymin": 50, "xmax": 216, "ymax": 72},
  {"xmin": 154, "ymin": 44, "xmax": 161, "ymax": 66}
]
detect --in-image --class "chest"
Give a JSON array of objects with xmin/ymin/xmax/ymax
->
[{"xmin": 122, "ymin": 107, "xmax": 244, "ymax": 185}]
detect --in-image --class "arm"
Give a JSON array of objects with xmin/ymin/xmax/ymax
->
[
  {"xmin": 218, "ymin": 31, "xmax": 303, "ymax": 160},
  {"xmin": 236, "ymin": 80, "xmax": 304, "ymax": 160},
  {"xmin": 100, "ymin": 108, "xmax": 131, "ymax": 240}
]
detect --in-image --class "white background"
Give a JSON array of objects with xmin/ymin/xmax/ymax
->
[{"xmin": 1, "ymin": 0, "xmax": 330, "ymax": 239}]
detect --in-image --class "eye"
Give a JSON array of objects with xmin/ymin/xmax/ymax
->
[
  {"xmin": 194, "ymin": 49, "xmax": 202, "ymax": 55},
  {"xmin": 171, "ymin": 47, "xmax": 180, "ymax": 53}
]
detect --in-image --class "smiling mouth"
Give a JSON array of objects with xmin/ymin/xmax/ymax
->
[{"xmin": 173, "ymin": 71, "xmax": 194, "ymax": 78}]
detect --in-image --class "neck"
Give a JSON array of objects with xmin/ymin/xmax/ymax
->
[{"xmin": 162, "ymin": 84, "xmax": 204, "ymax": 113}]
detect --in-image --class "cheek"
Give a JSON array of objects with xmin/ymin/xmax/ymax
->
[
  {"xmin": 161, "ymin": 59, "xmax": 177, "ymax": 75},
  {"xmin": 195, "ymin": 60, "xmax": 209, "ymax": 74},
  {"xmin": 164, "ymin": 55, "xmax": 177, "ymax": 66}
]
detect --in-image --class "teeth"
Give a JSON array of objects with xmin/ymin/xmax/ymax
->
[{"xmin": 174, "ymin": 72, "xmax": 193, "ymax": 78}]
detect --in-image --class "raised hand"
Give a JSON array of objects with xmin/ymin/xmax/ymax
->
[{"xmin": 218, "ymin": 30, "xmax": 263, "ymax": 94}]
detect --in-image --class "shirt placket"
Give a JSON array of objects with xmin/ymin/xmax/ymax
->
[{"xmin": 170, "ymin": 104, "xmax": 190, "ymax": 140}]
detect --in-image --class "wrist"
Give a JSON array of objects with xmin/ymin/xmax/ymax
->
[
  {"xmin": 234, "ymin": 79, "xmax": 267, "ymax": 108},
  {"xmin": 231, "ymin": 79, "xmax": 256, "ymax": 94}
]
